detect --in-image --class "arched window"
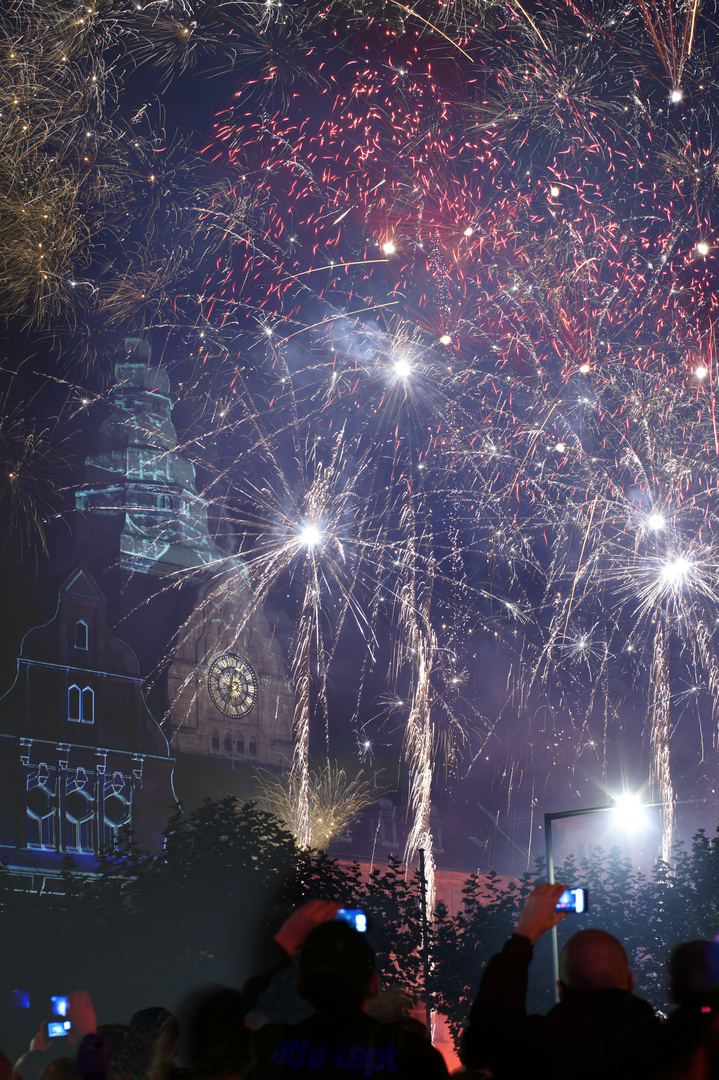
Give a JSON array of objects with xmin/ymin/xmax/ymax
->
[
  {"xmin": 66, "ymin": 770, "xmax": 94, "ymax": 852},
  {"xmin": 237, "ymin": 736, "xmax": 245, "ymax": 755},
  {"xmin": 68, "ymin": 685, "xmax": 81, "ymax": 722},
  {"xmin": 74, "ymin": 621, "xmax": 88, "ymax": 650},
  {"xmin": 249, "ymin": 739, "xmax": 257, "ymax": 757},
  {"xmin": 211, "ymin": 731, "xmax": 219, "ymax": 752},
  {"xmin": 224, "ymin": 734, "xmax": 232, "ymax": 754},
  {"xmin": 81, "ymin": 687, "xmax": 94, "ymax": 724},
  {"xmin": 68, "ymin": 685, "xmax": 94, "ymax": 723},
  {"xmin": 27, "ymin": 766, "xmax": 57, "ymax": 849},
  {"xmin": 104, "ymin": 773, "xmax": 132, "ymax": 847}
]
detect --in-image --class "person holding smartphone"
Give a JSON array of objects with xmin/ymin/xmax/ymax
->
[
  {"xmin": 460, "ymin": 882, "xmax": 660, "ymax": 1080},
  {"xmin": 244, "ymin": 900, "xmax": 448, "ymax": 1079}
]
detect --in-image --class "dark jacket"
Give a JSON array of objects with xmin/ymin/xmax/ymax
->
[
  {"xmin": 461, "ymin": 933, "xmax": 660, "ymax": 1080},
  {"xmin": 247, "ymin": 1009, "xmax": 448, "ymax": 1079},
  {"xmin": 243, "ymin": 940, "xmax": 448, "ymax": 1080}
]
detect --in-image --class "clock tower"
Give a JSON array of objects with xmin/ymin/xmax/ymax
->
[
  {"xmin": 165, "ymin": 567, "xmax": 294, "ymax": 765},
  {"xmin": 76, "ymin": 339, "xmax": 294, "ymax": 771}
]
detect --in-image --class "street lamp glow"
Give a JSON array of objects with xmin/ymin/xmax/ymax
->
[
  {"xmin": 612, "ymin": 793, "xmax": 645, "ymax": 829},
  {"xmin": 299, "ymin": 524, "xmax": 322, "ymax": 548}
]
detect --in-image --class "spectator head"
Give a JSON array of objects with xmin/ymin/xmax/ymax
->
[
  {"xmin": 95, "ymin": 1024, "xmax": 133, "ymax": 1080},
  {"xmin": 145, "ymin": 1018, "xmax": 180, "ymax": 1080},
  {"xmin": 297, "ymin": 920, "xmax": 379, "ymax": 1011},
  {"xmin": 558, "ymin": 929, "xmax": 634, "ymax": 996},
  {"xmin": 128, "ymin": 1009, "xmax": 174, "ymax": 1077},
  {"xmin": 129, "ymin": 1010, "xmax": 172, "ymax": 1043},
  {"xmin": 669, "ymin": 940, "xmax": 719, "ymax": 1011}
]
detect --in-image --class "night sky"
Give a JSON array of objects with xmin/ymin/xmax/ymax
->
[{"xmin": 2, "ymin": 0, "xmax": 719, "ymax": 875}]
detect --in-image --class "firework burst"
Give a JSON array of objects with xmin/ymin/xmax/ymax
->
[{"xmin": 5, "ymin": 0, "xmax": 719, "ymax": 872}]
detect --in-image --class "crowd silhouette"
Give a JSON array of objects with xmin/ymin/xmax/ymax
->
[{"xmin": 5, "ymin": 886, "xmax": 719, "ymax": 1080}]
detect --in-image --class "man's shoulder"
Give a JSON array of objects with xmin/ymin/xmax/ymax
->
[{"xmin": 549, "ymin": 989, "xmax": 658, "ymax": 1022}]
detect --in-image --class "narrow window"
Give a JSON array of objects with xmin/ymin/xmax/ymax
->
[
  {"xmin": 211, "ymin": 732, "xmax": 219, "ymax": 752},
  {"xmin": 27, "ymin": 767, "xmax": 57, "ymax": 849},
  {"xmin": 224, "ymin": 735, "xmax": 232, "ymax": 754},
  {"xmin": 104, "ymin": 774, "xmax": 132, "ymax": 847},
  {"xmin": 237, "ymin": 736, "xmax": 245, "ymax": 755},
  {"xmin": 74, "ymin": 621, "xmax": 88, "ymax": 650},
  {"xmin": 81, "ymin": 686, "xmax": 94, "ymax": 724},
  {"xmin": 249, "ymin": 739, "xmax": 257, "ymax": 757},
  {"xmin": 68, "ymin": 685, "xmax": 81, "ymax": 722},
  {"xmin": 66, "ymin": 787, "xmax": 94, "ymax": 852}
]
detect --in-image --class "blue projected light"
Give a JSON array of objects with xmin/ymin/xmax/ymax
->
[{"xmin": 13, "ymin": 991, "xmax": 30, "ymax": 1009}]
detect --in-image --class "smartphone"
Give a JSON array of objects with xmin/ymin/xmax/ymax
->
[
  {"xmin": 46, "ymin": 1020, "xmax": 71, "ymax": 1039},
  {"xmin": 556, "ymin": 887, "xmax": 588, "ymax": 913},
  {"xmin": 51, "ymin": 995, "xmax": 70, "ymax": 1017},
  {"xmin": 335, "ymin": 907, "xmax": 368, "ymax": 933}
]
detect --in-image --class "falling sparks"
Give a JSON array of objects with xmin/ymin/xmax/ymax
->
[{"xmin": 5, "ymin": 0, "xmax": 719, "ymax": 874}]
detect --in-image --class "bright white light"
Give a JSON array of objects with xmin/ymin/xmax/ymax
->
[
  {"xmin": 555, "ymin": 441, "xmax": 566, "ymax": 452},
  {"xmin": 647, "ymin": 511, "xmax": 665, "ymax": 531},
  {"xmin": 463, "ymin": 226, "xmax": 474, "ymax": 236},
  {"xmin": 694, "ymin": 365, "xmax": 708, "ymax": 379},
  {"xmin": 299, "ymin": 524, "xmax": 322, "ymax": 548},
  {"xmin": 550, "ymin": 185, "xmax": 560, "ymax": 197},
  {"xmin": 393, "ymin": 358, "xmax": 412, "ymax": 380},
  {"xmin": 613, "ymin": 793, "xmax": 646, "ymax": 830},
  {"xmin": 381, "ymin": 240, "xmax": 396, "ymax": 255},
  {"xmin": 661, "ymin": 556, "xmax": 690, "ymax": 585},
  {"xmin": 670, "ymin": 88, "xmax": 683, "ymax": 103},
  {"xmin": 439, "ymin": 334, "xmax": 452, "ymax": 345},
  {"xmin": 579, "ymin": 363, "xmax": 591, "ymax": 373},
  {"xmin": 696, "ymin": 241, "xmax": 710, "ymax": 257}
]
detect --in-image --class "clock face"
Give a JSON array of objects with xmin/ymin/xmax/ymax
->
[{"xmin": 207, "ymin": 652, "xmax": 258, "ymax": 718}]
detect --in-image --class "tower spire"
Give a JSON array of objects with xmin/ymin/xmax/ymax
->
[{"xmin": 76, "ymin": 339, "xmax": 225, "ymax": 577}]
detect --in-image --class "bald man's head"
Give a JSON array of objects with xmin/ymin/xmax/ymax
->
[{"xmin": 558, "ymin": 929, "xmax": 634, "ymax": 994}]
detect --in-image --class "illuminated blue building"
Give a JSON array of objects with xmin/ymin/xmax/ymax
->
[
  {"xmin": 0, "ymin": 341, "xmax": 294, "ymax": 886},
  {"xmin": 0, "ymin": 568, "xmax": 177, "ymax": 889}
]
